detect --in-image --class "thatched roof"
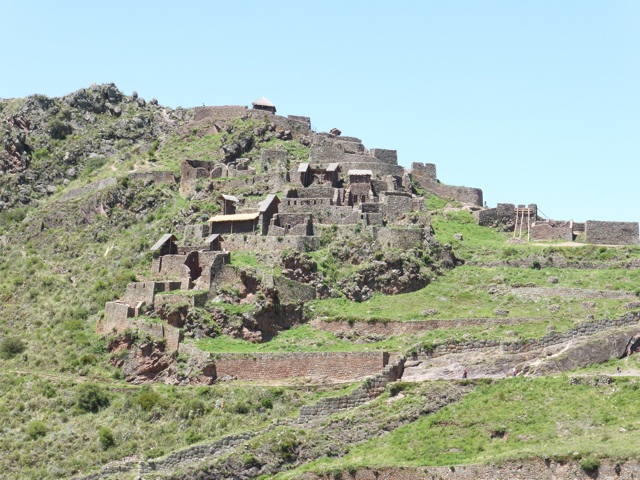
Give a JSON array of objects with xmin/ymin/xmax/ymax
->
[
  {"xmin": 348, "ymin": 169, "xmax": 373, "ymax": 176},
  {"xmin": 218, "ymin": 194, "xmax": 239, "ymax": 203},
  {"xmin": 252, "ymin": 97, "xmax": 275, "ymax": 107},
  {"xmin": 208, "ymin": 212, "xmax": 260, "ymax": 223}
]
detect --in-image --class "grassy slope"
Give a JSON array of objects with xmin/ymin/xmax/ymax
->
[
  {"xmin": 280, "ymin": 374, "xmax": 640, "ymax": 477},
  {"xmin": 2, "ymin": 93, "xmax": 640, "ymax": 478}
]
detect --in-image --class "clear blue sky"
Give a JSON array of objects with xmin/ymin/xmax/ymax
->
[{"xmin": 2, "ymin": 1, "xmax": 639, "ymax": 222}]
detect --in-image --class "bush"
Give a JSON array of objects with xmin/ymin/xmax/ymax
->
[
  {"xmin": 132, "ymin": 389, "xmax": 161, "ymax": 412},
  {"xmin": 0, "ymin": 337, "xmax": 25, "ymax": 359},
  {"xmin": 75, "ymin": 384, "xmax": 110, "ymax": 413},
  {"xmin": 260, "ymin": 397, "xmax": 273, "ymax": 410},
  {"xmin": 185, "ymin": 430, "xmax": 203, "ymax": 445},
  {"xmin": 26, "ymin": 421, "xmax": 47, "ymax": 440},
  {"xmin": 49, "ymin": 118, "xmax": 71, "ymax": 140},
  {"xmin": 98, "ymin": 427, "xmax": 115, "ymax": 450},
  {"xmin": 580, "ymin": 456, "xmax": 600, "ymax": 472}
]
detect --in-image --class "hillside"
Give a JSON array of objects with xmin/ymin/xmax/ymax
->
[{"xmin": 1, "ymin": 84, "xmax": 640, "ymax": 480}]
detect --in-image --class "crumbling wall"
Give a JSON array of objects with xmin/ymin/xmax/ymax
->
[
  {"xmin": 269, "ymin": 213, "xmax": 314, "ymax": 236},
  {"xmin": 585, "ymin": 220, "xmax": 639, "ymax": 245},
  {"xmin": 193, "ymin": 105, "xmax": 248, "ymax": 121},
  {"xmin": 370, "ymin": 149, "xmax": 398, "ymax": 165},
  {"xmin": 413, "ymin": 175, "xmax": 483, "ymax": 206},
  {"xmin": 530, "ymin": 221, "xmax": 573, "ymax": 241},
  {"xmin": 411, "ymin": 162, "xmax": 437, "ymax": 180},
  {"xmin": 214, "ymin": 352, "xmax": 386, "ymax": 381},
  {"xmin": 99, "ymin": 301, "xmax": 134, "ymax": 334},
  {"xmin": 59, "ymin": 177, "xmax": 117, "ymax": 202},
  {"xmin": 128, "ymin": 171, "xmax": 176, "ymax": 185}
]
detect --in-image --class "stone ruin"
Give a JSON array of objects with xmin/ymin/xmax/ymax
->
[{"xmin": 477, "ymin": 202, "xmax": 639, "ymax": 245}]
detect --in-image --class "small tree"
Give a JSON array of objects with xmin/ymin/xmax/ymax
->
[
  {"xmin": 75, "ymin": 384, "xmax": 110, "ymax": 413},
  {"xmin": 0, "ymin": 337, "xmax": 25, "ymax": 359},
  {"xmin": 98, "ymin": 427, "xmax": 115, "ymax": 450}
]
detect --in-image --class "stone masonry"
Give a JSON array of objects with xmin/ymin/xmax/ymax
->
[
  {"xmin": 213, "ymin": 351, "xmax": 388, "ymax": 381},
  {"xmin": 585, "ymin": 220, "xmax": 639, "ymax": 245}
]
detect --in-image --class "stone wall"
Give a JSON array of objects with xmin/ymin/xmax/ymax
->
[
  {"xmin": 380, "ymin": 192, "xmax": 415, "ymax": 221},
  {"xmin": 529, "ymin": 221, "xmax": 573, "ymax": 241},
  {"xmin": 122, "ymin": 282, "xmax": 157, "ymax": 306},
  {"xmin": 154, "ymin": 292, "xmax": 208, "ymax": 309},
  {"xmin": 221, "ymin": 234, "xmax": 319, "ymax": 254},
  {"xmin": 59, "ymin": 177, "xmax": 116, "ymax": 202},
  {"xmin": 585, "ymin": 220, "xmax": 639, "ymax": 245},
  {"xmin": 421, "ymin": 314, "xmax": 639, "ymax": 358},
  {"xmin": 313, "ymin": 317, "xmax": 550, "ymax": 337},
  {"xmin": 127, "ymin": 171, "xmax": 176, "ymax": 185},
  {"xmin": 413, "ymin": 176, "xmax": 483, "ymax": 206},
  {"xmin": 151, "ymin": 254, "xmax": 192, "ymax": 285},
  {"xmin": 511, "ymin": 286, "xmax": 635, "ymax": 300},
  {"xmin": 292, "ymin": 186, "xmax": 335, "ymax": 199},
  {"xmin": 97, "ymin": 306, "xmax": 181, "ymax": 350},
  {"xmin": 296, "ymin": 358, "xmax": 404, "ymax": 422},
  {"xmin": 193, "ymin": 105, "xmax": 248, "ymax": 121},
  {"xmin": 477, "ymin": 208, "xmax": 497, "ymax": 226},
  {"xmin": 98, "ymin": 302, "xmax": 133, "ymax": 334},
  {"xmin": 213, "ymin": 352, "xmax": 387, "ymax": 381},
  {"xmin": 371, "ymin": 227, "xmax": 427, "ymax": 250},
  {"xmin": 411, "ymin": 162, "xmax": 437, "ymax": 180},
  {"xmin": 370, "ymin": 149, "xmax": 398, "ymax": 165}
]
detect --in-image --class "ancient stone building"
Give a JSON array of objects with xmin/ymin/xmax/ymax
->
[
  {"xmin": 218, "ymin": 195, "xmax": 238, "ymax": 215},
  {"xmin": 348, "ymin": 170, "xmax": 373, "ymax": 205}
]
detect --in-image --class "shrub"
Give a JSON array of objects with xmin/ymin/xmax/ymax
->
[
  {"xmin": 274, "ymin": 431, "xmax": 299, "ymax": 462},
  {"xmin": 388, "ymin": 382, "xmax": 407, "ymax": 397},
  {"xmin": 260, "ymin": 397, "xmax": 273, "ymax": 410},
  {"xmin": 132, "ymin": 389, "xmax": 161, "ymax": 412},
  {"xmin": 185, "ymin": 430, "xmax": 203, "ymax": 445},
  {"xmin": 242, "ymin": 452, "xmax": 259, "ymax": 467},
  {"xmin": 0, "ymin": 337, "xmax": 25, "ymax": 359},
  {"xmin": 98, "ymin": 427, "xmax": 115, "ymax": 450},
  {"xmin": 232, "ymin": 402, "xmax": 250, "ymax": 414},
  {"xmin": 75, "ymin": 384, "xmax": 110, "ymax": 413},
  {"xmin": 580, "ymin": 456, "xmax": 600, "ymax": 472},
  {"xmin": 26, "ymin": 421, "xmax": 47, "ymax": 440},
  {"xmin": 531, "ymin": 259, "xmax": 542, "ymax": 270},
  {"xmin": 49, "ymin": 118, "xmax": 71, "ymax": 140}
]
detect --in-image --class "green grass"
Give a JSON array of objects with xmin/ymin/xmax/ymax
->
[
  {"xmin": 196, "ymin": 324, "xmax": 409, "ymax": 353},
  {"xmin": 282, "ymin": 376, "xmax": 640, "ymax": 476},
  {"xmin": 309, "ymin": 265, "xmax": 637, "ymax": 323}
]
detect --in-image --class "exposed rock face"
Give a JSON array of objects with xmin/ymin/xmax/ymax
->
[
  {"xmin": 338, "ymin": 251, "xmax": 431, "ymax": 302},
  {"xmin": 281, "ymin": 251, "xmax": 318, "ymax": 284},
  {"xmin": 0, "ymin": 83, "xmax": 186, "ymax": 210},
  {"xmin": 109, "ymin": 336, "xmax": 215, "ymax": 385}
]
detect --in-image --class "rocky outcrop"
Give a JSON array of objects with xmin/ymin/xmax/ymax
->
[{"xmin": 109, "ymin": 336, "xmax": 215, "ymax": 385}]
